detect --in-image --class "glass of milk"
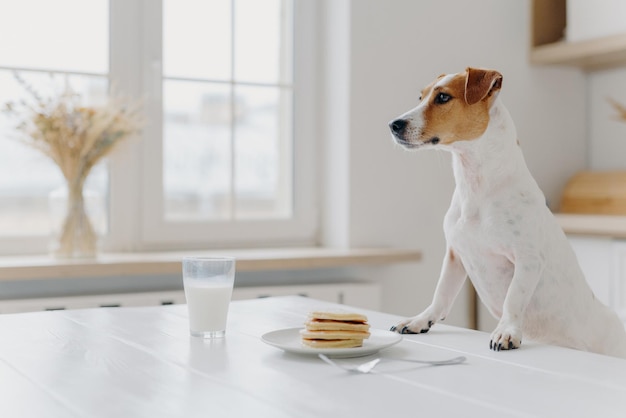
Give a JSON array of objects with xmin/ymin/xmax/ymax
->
[{"xmin": 182, "ymin": 256, "xmax": 235, "ymax": 338}]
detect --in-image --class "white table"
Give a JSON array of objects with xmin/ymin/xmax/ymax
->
[{"xmin": 1, "ymin": 296, "xmax": 625, "ymax": 417}]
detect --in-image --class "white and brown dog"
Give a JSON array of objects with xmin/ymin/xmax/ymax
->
[{"xmin": 388, "ymin": 67, "xmax": 626, "ymax": 358}]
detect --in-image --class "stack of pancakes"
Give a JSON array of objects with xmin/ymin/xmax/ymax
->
[{"xmin": 300, "ymin": 310, "xmax": 371, "ymax": 348}]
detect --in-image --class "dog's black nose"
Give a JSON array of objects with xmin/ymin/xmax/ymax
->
[{"xmin": 389, "ymin": 119, "xmax": 407, "ymax": 135}]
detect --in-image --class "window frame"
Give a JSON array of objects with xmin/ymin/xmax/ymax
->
[{"xmin": 107, "ymin": 0, "xmax": 318, "ymax": 252}]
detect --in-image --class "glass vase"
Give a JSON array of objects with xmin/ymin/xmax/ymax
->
[{"xmin": 49, "ymin": 183, "xmax": 105, "ymax": 259}]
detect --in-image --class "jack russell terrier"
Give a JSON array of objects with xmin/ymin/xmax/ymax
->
[{"xmin": 388, "ymin": 67, "xmax": 626, "ymax": 359}]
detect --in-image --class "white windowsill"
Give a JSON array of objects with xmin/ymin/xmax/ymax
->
[{"xmin": 0, "ymin": 247, "xmax": 422, "ymax": 281}]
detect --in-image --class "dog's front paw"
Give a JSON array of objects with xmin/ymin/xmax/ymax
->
[
  {"xmin": 490, "ymin": 323, "xmax": 522, "ymax": 351},
  {"xmin": 390, "ymin": 313, "xmax": 435, "ymax": 335}
]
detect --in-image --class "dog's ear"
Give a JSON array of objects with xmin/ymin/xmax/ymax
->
[{"xmin": 464, "ymin": 67, "xmax": 503, "ymax": 105}]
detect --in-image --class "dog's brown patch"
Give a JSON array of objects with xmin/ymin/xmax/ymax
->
[{"xmin": 420, "ymin": 68, "xmax": 502, "ymax": 145}]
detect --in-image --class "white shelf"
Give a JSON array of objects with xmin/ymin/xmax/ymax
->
[
  {"xmin": 530, "ymin": 33, "xmax": 626, "ymax": 71},
  {"xmin": 530, "ymin": 0, "xmax": 626, "ymax": 71}
]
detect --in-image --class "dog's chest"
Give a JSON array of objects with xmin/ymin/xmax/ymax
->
[
  {"xmin": 444, "ymin": 196, "xmax": 528, "ymax": 251},
  {"xmin": 445, "ymin": 204, "xmax": 512, "ymax": 259},
  {"xmin": 444, "ymin": 199, "xmax": 518, "ymax": 312},
  {"xmin": 445, "ymin": 186, "xmax": 530, "ymax": 256}
]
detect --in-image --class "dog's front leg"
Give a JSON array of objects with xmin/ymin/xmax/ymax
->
[
  {"xmin": 490, "ymin": 256, "xmax": 543, "ymax": 351},
  {"xmin": 391, "ymin": 248, "xmax": 467, "ymax": 334}
]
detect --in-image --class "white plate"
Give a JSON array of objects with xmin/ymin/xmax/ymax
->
[{"xmin": 261, "ymin": 328, "xmax": 402, "ymax": 358}]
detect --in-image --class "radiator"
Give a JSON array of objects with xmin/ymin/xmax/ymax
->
[
  {"xmin": 0, "ymin": 282, "xmax": 380, "ymax": 314},
  {"xmin": 0, "ymin": 290, "xmax": 187, "ymax": 314}
]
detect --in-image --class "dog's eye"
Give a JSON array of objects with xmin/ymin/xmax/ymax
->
[
  {"xmin": 434, "ymin": 93, "xmax": 452, "ymax": 104},
  {"xmin": 418, "ymin": 95, "xmax": 423, "ymax": 101}
]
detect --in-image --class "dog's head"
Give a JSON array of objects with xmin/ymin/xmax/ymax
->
[{"xmin": 389, "ymin": 67, "xmax": 503, "ymax": 150}]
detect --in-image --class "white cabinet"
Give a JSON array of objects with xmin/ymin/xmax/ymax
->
[
  {"xmin": 567, "ymin": 235, "xmax": 613, "ymax": 305},
  {"xmin": 608, "ymin": 241, "xmax": 626, "ymax": 324},
  {"xmin": 568, "ymin": 235, "xmax": 626, "ymax": 325}
]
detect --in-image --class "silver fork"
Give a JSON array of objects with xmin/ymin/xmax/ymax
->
[
  {"xmin": 318, "ymin": 354, "xmax": 381, "ymax": 374},
  {"xmin": 319, "ymin": 353, "xmax": 467, "ymax": 374},
  {"xmin": 385, "ymin": 355, "xmax": 467, "ymax": 366}
]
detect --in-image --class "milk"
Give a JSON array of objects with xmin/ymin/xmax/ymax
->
[{"xmin": 184, "ymin": 279, "xmax": 233, "ymax": 336}]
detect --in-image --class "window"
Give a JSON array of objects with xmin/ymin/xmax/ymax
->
[
  {"xmin": 162, "ymin": 0, "xmax": 293, "ymax": 222},
  {"xmin": 0, "ymin": 0, "xmax": 317, "ymax": 254}
]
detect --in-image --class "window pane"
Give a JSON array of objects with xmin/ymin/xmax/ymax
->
[
  {"xmin": 0, "ymin": 71, "xmax": 109, "ymax": 237},
  {"xmin": 162, "ymin": 0, "xmax": 295, "ymax": 226},
  {"xmin": 163, "ymin": 80, "xmax": 232, "ymax": 221},
  {"xmin": 163, "ymin": 0, "xmax": 231, "ymax": 80},
  {"xmin": 234, "ymin": 85, "xmax": 292, "ymax": 219},
  {"xmin": 234, "ymin": 0, "xmax": 292, "ymax": 84},
  {"xmin": 0, "ymin": 0, "xmax": 108, "ymax": 73}
]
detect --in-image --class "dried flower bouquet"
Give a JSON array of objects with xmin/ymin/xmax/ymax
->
[
  {"xmin": 610, "ymin": 98, "xmax": 626, "ymax": 123},
  {"xmin": 3, "ymin": 74, "xmax": 142, "ymax": 258}
]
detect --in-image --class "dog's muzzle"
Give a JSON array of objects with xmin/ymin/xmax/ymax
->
[
  {"xmin": 389, "ymin": 118, "xmax": 407, "ymax": 138},
  {"xmin": 389, "ymin": 118, "xmax": 418, "ymax": 148},
  {"xmin": 389, "ymin": 118, "xmax": 440, "ymax": 148}
]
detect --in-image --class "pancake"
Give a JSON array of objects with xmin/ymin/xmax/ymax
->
[
  {"xmin": 300, "ymin": 329, "xmax": 371, "ymax": 340},
  {"xmin": 307, "ymin": 311, "xmax": 368, "ymax": 323},
  {"xmin": 304, "ymin": 319, "xmax": 370, "ymax": 332},
  {"xmin": 301, "ymin": 338, "xmax": 364, "ymax": 349},
  {"xmin": 301, "ymin": 310, "xmax": 370, "ymax": 349}
]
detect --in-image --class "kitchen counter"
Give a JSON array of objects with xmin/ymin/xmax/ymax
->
[{"xmin": 555, "ymin": 213, "xmax": 626, "ymax": 238}]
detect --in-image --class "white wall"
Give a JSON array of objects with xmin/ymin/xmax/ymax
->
[
  {"xmin": 319, "ymin": 0, "xmax": 587, "ymax": 328},
  {"xmin": 589, "ymin": 67, "xmax": 626, "ymax": 170}
]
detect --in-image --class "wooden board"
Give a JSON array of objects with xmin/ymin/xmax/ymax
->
[{"xmin": 560, "ymin": 171, "xmax": 626, "ymax": 214}]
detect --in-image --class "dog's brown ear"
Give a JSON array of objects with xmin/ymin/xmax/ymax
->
[{"xmin": 464, "ymin": 67, "xmax": 503, "ymax": 105}]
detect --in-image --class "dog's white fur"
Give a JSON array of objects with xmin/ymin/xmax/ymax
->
[{"xmin": 389, "ymin": 67, "xmax": 626, "ymax": 358}]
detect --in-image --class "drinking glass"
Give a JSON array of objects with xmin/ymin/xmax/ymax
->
[{"xmin": 182, "ymin": 256, "xmax": 235, "ymax": 338}]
